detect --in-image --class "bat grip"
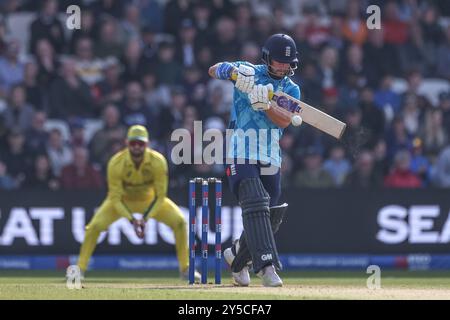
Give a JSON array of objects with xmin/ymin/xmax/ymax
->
[{"xmin": 230, "ymin": 69, "xmax": 238, "ymax": 81}]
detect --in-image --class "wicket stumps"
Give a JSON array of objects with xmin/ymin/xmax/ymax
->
[{"xmin": 188, "ymin": 177, "xmax": 222, "ymax": 284}]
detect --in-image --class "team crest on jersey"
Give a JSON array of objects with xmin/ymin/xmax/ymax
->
[
  {"xmin": 285, "ymin": 46, "xmax": 291, "ymax": 57},
  {"xmin": 142, "ymin": 168, "xmax": 151, "ymax": 178}
]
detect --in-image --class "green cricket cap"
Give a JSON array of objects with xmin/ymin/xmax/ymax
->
[{"xmin": 127, "ymin": 125, "xmax": 149, "ymax": 142}]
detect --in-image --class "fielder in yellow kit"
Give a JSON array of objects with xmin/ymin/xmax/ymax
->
[{"xmin": 77, "ymin": 125, "xmax": 200, "ymax": 281}]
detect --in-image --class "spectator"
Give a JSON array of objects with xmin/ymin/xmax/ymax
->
[
  {"xmin": 402, "ymin": 93, "xmax": 421, "ymax": 136},
  {"xmin": 385, "ymin": 116, "xmax": 413, "ymax": 161},
  {"xmin": 73, "ymin": 37, "xmax": 106, "ymax": 86},
  {"xmin": 419, "ymin": 108, "xmax": 448, "ymax": 160},
  {"xmin": 420, "ymin": 5, "xmax": 443, "ymax": 46},
  {"xmin": 119, "ymin": 81, "xmax": 156, "ymax": 133},
  {"xmin": 298, "ymin": 60, "xmax": 321, "ymax": 106},
  {"xmin": 0, "ymin": 39, "xmax": 24, "ymax": 96},
  {"xmin": 89, "ymin": 104, "xmax": 126, "ymax": 167},
  {"xmin": 141, "ymin": 26, "xmax": 159, "ymax": 64},
  {"xmin": 68, "ymin": 117, "xmax": 87, "ymax": 148},
  {"xmin": 303, "ymin": 4, "xmax": 329, "ymax": 51},
  {"xmin": 29, "ymin": 0, "xmax": 65, "ymax": 54},
  {"xmin": 363, "ymin": 29, "xmax": 401, "ymax": 87},
  {"xmin": 48, "ymin": 58, "xmax": 95, "ymax": 119},
  {"xmin": 235, "ymin": 2, "xmax": 253, "ymax": 45},
  {"xmin": 383, "ymin": 1, "xmax": 409, "ymax": 45},
  {"xmin": 142, "ymin": 71, "xmax": 170, "ymax": 115},
  {"xmin": 384, "ymin": 149, "xmax": 422, "ymax": 188},
  {"xmin": 159, "ymin": 86, "xmax": 188, "ymax": 139},
  {"xmin": 23, "ymin": 61, "xmax": 44, "ymax": 111},
  {"xmin": 23, "ymin": 153, "xmax": 59, "ymax": 190},
  {"xmin": 327, "ymin": 12, "xmax": 345, "ymax": 51},
  {"xmin": 252, "ymin": 11, "xmax": 275, "ymax": 46},
  {"xmin": 209, "ymin": 0, "xmax": 235, "ymax": 21},
  {"xmin": 196, "ymin": 45, "xmax": 214, "ymax": 75},
  {"xmin": 280, "ymin": 153, "xmax": 294, "ymax": 187},
  {"xmin": 34, "ymin": 39, "xmax": 59, "ymax": 91},
  {"xmin": 0, "ymin": 129, "xmax": 33, "ymax": 187},
  {"xmin": 121, "ymin": 3, "xmax": 142, "ymax": 42},
  {"xmin": 25, "ymin": 111, "xmax": 48, "ymax": 154},
  {"xmin": 409, "ymin": 137, "xmax": 431, "ymax": 185},
  {"xmin": 0, "ymin": 160, "xmax": 16, "ymax": 190},
  {"xmin": 94, "ymin": 17, "xmax": 124, "ymax": 59},
  {"xmin": 121, "ymin": 38, "xmax": 151, "ymax": 83},
  {"xmin": 398, "ymin": 22, "xmax": 431, "ymax": 76},
  {"xmin": 373, "ymin": 138, "xmax": 389, "ymax": 177},
  {"xmin": 344, "ymin": 150, "xmax": 382, "ymax": 188},
  {"xmin": 60, "ymin": 147, "xmax": 103, "ymax": 189},
  {"xmin": 239, "ymin": 42, "xmax": 261, "ymax": 64},
  {"xmin": 341, "ymin": 0, "xmax": 367, "ymax": 45},
  {"xmin": 92, "ymin": 0, "xmax": 124, "ymax": 19},
  {"xmin": 318, "ymin": 46, "xmax": 339, "ymax": 94},
  {"xmin": 436, "ymin": 25, "xmax": 450, "ymax": 80},
  {"xmin": 432, "ymin": 146, "xmax": 450, "ymax": 187},
  {"xmin": 402, "ymin": 70, "xmax": 430, "ymax": 112},
  {"xmin": 96, "ymin": 57, "xmax": 124, "ymax": 106},
  {"xmin": 294, "ymin": 147, "xmax": 334, "ymax": 188},
  {"xmin": 46, "ymin": 128, "xmax": 73, "ymax": 177},
  {"xmin": 70, "ymin": 8, "xmax": 97, "ymax": 53},
  {"xmin": 211, "ymin": 17, "xmax": 240, "ymax": 61},
  {"xmin": 163, "ymin": 0, "xmax": 193, "ymax": 36},
  {"xmin": 3, "ymin": 84, "xmax": 35, "ymax": 132},
  {"xmin": 291, "ymin": 21, "xmax": 312, "ymax": 63},
  {"xmin": 154, "ymin": 41, "xmax": 183, "ymax": 86},
  {"xmin": 176, "ymin": 19, "xmax": 199, "ymax": 67},
  {"xmin": 182, "ymin": 65, "xmax": 207, "ymax": 107},
  {"xmin": 322, "ymin": 87, "xmax": 340, "ymax": 118},
  {"xmin": 374, "ymin": 74, "xmax": 401, "ymax": 124},
  {"xmin": 139, "ymin": 0, "xmax": 164, "ymax": 33},
  {"xmin": 359, "ymin": 86, "xmax": 385, "ymax": 147},
  {"xmin": 339, "ymin": 44, "xmax": 368, "ymax": 89},
  {"xmin": 439, "ymin": 92, "xmax": 450, "ymax": 137},
  {"xmin": 338, "ymin": 71, "xmax": 361, "ymax": 114},
  {"xmin": 323, "ymin": 144, "xmax": 351, "ymax": 186},
  {"xmin": 341, "ymin": 107, "xmax": 368, "ymax": 156},
  {"xmin": 0, "ymin": 16, "xmax": 7, "ymax": 56}
]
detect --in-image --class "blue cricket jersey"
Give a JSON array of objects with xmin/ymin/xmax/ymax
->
[{"xmin": 227, "ymin": 61, "xmax": 301, "ymax": 167}]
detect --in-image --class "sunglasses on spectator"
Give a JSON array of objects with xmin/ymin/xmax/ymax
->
[{"xmin": 129, "ymin": 140, "xmax": 147, "ymax": 147}]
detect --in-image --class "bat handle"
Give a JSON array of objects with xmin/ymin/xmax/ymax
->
[
  {"xmin": 230, "ymin": 69, "xmax": 238, "ymax": 81},
  {"xmin": 268, "ymin": 89, "xmax": 274, "ymax": 100}
]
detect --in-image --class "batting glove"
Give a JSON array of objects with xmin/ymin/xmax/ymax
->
[
  {"xmin": 235, "ymin": 64, "xmax": 255, "ymax": 94},
  {"xmin": 249, "ymin": 84, "xmax": 273, "ymax": 111}
]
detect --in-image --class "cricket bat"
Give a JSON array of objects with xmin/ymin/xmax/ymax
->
[{"xmin": 231, "ymin": 70, "xmax": 346, "ymax": 139}]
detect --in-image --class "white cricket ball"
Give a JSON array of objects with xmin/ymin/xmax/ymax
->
[{"xmin": 291, "ymin": 115, "xmax": 303, "ymax": 126}]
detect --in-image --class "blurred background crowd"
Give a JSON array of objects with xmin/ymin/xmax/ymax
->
[{"xmin": 0, "ymin": 0, "xmax": 449, "ymax": 191}]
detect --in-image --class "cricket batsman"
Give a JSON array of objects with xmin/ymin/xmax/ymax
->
[
  {"xmin": 77, "ymin": 125, "xmax": 200, "ymax": 281},
  {"xmin": 208, "ymin": 34, "xmax": 300, "ymax": 287}
]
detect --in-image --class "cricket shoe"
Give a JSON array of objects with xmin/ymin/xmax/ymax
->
[
  {"xmin": 180, "ymin": 268, "xmax": 201, "ymax": 283},
  {"xmin": 224, "ymin": 246, "xmax": 250, "ymax": 287},
  {"xmin": 257, "ymin": 264, "xmax": 283, "ymax": 287}
]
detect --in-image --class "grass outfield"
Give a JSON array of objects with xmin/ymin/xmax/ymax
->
[{"xmin": 1, "ymin": 270, "xmax": 450, "ymax": 300}]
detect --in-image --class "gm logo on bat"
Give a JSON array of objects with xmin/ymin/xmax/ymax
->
[{"xmin": 273, "ymin": 94, "xmax": 301, "ymax": 113}]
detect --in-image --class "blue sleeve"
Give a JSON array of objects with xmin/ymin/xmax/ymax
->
[{"xmin": 286, "ymin": 83, "xmax": 301, "ymax": 101}]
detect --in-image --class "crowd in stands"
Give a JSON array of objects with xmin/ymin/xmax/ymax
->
[{"xmin": 0, "ymin": 0, "xmax": 449, "ymax": 190}]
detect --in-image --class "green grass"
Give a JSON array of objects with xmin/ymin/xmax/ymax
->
[{"xmin": 1, "ymin": 270, "xmax": 450, "ymax": 300}]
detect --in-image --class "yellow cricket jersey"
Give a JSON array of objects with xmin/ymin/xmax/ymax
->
[{"xmin": 106, "ymin": 147, "xmax": 168, "ymax": 220}]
